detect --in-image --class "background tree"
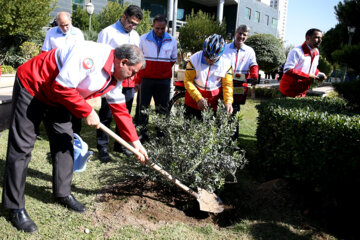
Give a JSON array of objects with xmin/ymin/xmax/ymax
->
[
  {"xmin": 317, "ymin": 55, "xmax": 333, "ymax": 77},
  {"xmin": 320, "ymin": 0, "xmax": 360, "ymax": 76},
  {"xmin": 72, "ymin": 2, "xmax": 152, "ymax": 39},
  {"xmin": 246, "ymin": 34, "xmax": 286, "ymax": 72},
  {"xmin": 335, "ymin": 0, "xmax": 360, "ymax": 43},
  {"xmin": 331, "ymin": 43, "xmax": 360, "ymax": 73},
  {"xmin": 72, "ymin": 7, "xmax": 100, "ymax": 34},
  {"xmin": 284, "ymin": 44, "xmax": 295, "ymax": 57},
  {"xmin": 178, "ymin": 10, "xmax": 226, "ymax": 54},
  {"xmin": 0, "ymin": 0, "xmax": 54, "ymax": 67},
  {"xmin": 320, "ymin": 24, "xmax": 347, "ymax": 64},
  {"xmin": 0, "ymin": 0, "xmax": 54, "ymax": 39}
]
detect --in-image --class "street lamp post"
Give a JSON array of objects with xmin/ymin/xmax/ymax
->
[
  {"xmin": 86, "ymin": 1, "xmax": 95, "ymax": 31},
  {"xmin": 343, "ymin": 26, "xmax": 356, "ymax": 81}
]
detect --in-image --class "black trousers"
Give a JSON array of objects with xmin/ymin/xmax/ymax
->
[
  {"xmin": 138, "ymin": 78, "xmax": 170, "ymax": 128},
  {"xmin": 96, "ymin": 87, "xmax": 134, "ymax": 151},
  {"xmin": 231, "ymin": 104, "xmax": 241, "ymax": 140},
  {"xmin": 71, "ymin": 114, "xmax": 82, "ymax": 135},
  {"xmin": 2, "ymin": 76, "xmax": 74, "ymax": 209}
]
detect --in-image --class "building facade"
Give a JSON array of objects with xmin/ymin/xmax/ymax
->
[
  {"xmin": 270, "ymin": 0, "xmax": 288, "ymax": 41},
  {"xmin": 236, "ymin": 0, "xmax": 278, "ymax": 37},
  {"xmin": 51, "ymin": 0, "xmax": 279, "ymax": 39}
]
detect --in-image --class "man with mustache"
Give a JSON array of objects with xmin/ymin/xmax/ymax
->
[
  {"xmin": 280, "ymin": 28, "xmax": 327, "ymax": 97},
  {"xmin": 96, "ymin": 5, "xmax": 143, "ymax": 162},
  {"xmin": 41, "ymin": 12, "xmax": 85, "ymax": 135},
  {"xmin": 2, "ymin": 42, "xmax": 148, "ymax": 233},
  {"xmin": 223, "ymin": 25, "xmax": 258, "ymax": 140}
]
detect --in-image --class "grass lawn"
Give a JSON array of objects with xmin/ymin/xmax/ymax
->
[{"xmin": 0, "ymin": 99, "xmax": 338, "ymax": 239}]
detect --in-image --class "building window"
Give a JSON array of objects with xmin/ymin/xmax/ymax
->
[
  {"xmin": 177, "ymin": 8, "xmax": 185, "ymax": 20},
  {"xmin": 142, "ymin": 3, "xmax": 166, "ymax": 18},
  {"xmin": 266, "ymin": 15, "xmax": 269, "ymax": 25},
  {"xmin": 244, "ymin": 7, "xmax": 251, "ymax": 20},
  {"xmin": 72, "ymin": 0, "xmax": 84, "ymax": 12},
  {"xmin": 272, "ymin": 18, "xmax": 278, "ymax": 29},
  {"xmin": 108, "ymin": 0, "xmax": 122, "ymax": 3},
  {"xmin": 255, "ymin": 11, "xmax": 260, "ymax": 23}
]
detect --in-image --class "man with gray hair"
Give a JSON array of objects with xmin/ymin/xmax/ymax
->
[
  {"xmin": 223, "ymin": 24, "xmax": 258, "ymax": 140},
  {"xmin": 42, "ymin": 12, "xmax": 84, "ymax": 53},
  {"xmin": 42, "ymin": 11, "xmax": 85, "ymax": 135},
  {"xmin": 2, "ymin": 42, "xmax": 148, "ymax": 233}
]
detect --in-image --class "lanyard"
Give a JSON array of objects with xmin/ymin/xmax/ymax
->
[
  {"xmin": 234, "ymin": 49, "xmax": 239, "ymax": 73},
  {"xmin": 308, "ymin": 51, "xmax": 316, "ymax": 74},
  {"xmin": 234, "ymin": 49, "xmax": 245, "ymax": 74},
  {"xmin": 204, "ymin": 65, "xmax": 211, "ymax": 91}
]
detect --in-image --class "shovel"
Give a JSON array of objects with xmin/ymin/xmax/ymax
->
[{"xmin": 98, "ymin": 123, "xmax": 224, "ymax": 214}]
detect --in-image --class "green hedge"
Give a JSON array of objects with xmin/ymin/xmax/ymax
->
[
  {"xmin": 254, "ymin": 86, "xmax": 283, "ymax": 99},
  {"xmin": 255, "ymin": 97, "xmax": 360, "ymax": 195},
  {"xmin": 333, "ymin": 79, "xmax": 360, "ymax": 113}
]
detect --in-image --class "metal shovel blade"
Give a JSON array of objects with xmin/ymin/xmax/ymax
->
[{"xmin": 197, "ymin": 188, "xmax": 224, "ymax": 213}]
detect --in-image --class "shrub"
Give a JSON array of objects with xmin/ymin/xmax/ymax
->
[
  {"xmin": 333, "ymin": 78, "xmax": 360, "ymax": 113},
  {"xmin": 0, "ymin": 0, "xmax": 54, "ymax": 39},
  {"xmin": 246, "ymin": 34, "xmax": 286, "ymax": 72},
  {"xmin": 83, "ymin": 30, "xmax": 99, "ymax": 42},
  {"xmin": 178, "ymin": 10, "xmax": 226, "ymax": 54},
  {"xmin": 71, "ymin": 7, "xmax": 100, "ymax": 33},
  {"xmin": 0, "ymin": 65, "xmax": 15, "ymax": 74},
  {"xmin": 256, "ymin": 97, "xmax": 360, "ymax": 197},
  {"xmin": 0, "ymin": 45, "xmax": 26, "ymax": 68},
  {"xmin": 254, "ymin": 86, "xmax": 283, "ymax": 99},
  {"xmin": 317, "ymin": 55, "xmax": 332, "ymax": 77},
  {"xmin": 331, "ymin": 43, "xmax": 360, "ymax": 73},
  {"xmin": 134, "ymin": 104, "xmax": 247, "ymax": 192},
  {"xmin": 19, "ymin": 41, "xmax": 40, "ymax": 61}
]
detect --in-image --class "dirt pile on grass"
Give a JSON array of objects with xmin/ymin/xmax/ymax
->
[
  {"xmin": 89, "ymin": 178, "xmax": 336, "ymax": 239},
  {"xmin": 90, "ymin": 179, "xmax": 214, "ymax": 234}
]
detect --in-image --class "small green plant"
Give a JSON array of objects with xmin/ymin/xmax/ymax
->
[
  {"xmin": 83, "ymin": 30, "xmax": 99, "ymax": 41},
  {"xmin": 246, "ymin": 34, "xmax": 286, "ymax": 73},
  {"xmin": 0, "ymin": 65, "xmax": 15, "ymax": 74},
  {"xmin": 19, "ymin": 41, "xmax": 40, "ymax": 61},
  {"xmin": 333, "ymin": 79, "xmax": 360, "ymax": 112},
  {"xmin": 138, "ymin": 103, "xmax": 247, "ymax": 192},
  {"xmin": 178, "ymin": 10, "xmax": 226, "ymax": 54},
  {"xmin": 317, "ymin": 55, "xmax": 332, "ymax": 77},
  {"xmin": 254, "ymin": 86, "xmax": 284, "ymax": 99}
]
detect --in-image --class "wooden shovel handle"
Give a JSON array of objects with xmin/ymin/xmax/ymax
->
[{"xmin": 98, "ymin": 123, "xmax": 199, "ymax": 198}]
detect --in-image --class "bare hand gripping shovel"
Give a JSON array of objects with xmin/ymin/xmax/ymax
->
[{"xmin": 99, "ymin": 123, "xmax": 224, "ymax": 214}]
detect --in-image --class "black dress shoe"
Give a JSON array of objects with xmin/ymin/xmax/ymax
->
[
  {"xmin": 98, "ymin": 148, "xmax": 112, "ymax": 163},
  {"xmin": 114, "ymin": 145, "xmax": 133, "ymax": 156},
  {"xmin": 9, "ymin": 209, "xmax": 38, "ymax": 233},
  {"xmin": 56, "ymin": 194, "xmax": 86, "ymax": 213}
]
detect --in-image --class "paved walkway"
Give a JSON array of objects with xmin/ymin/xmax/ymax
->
[
  {"xmin": 0, "ymin": 74, "xmax": 14, "ymax": 104},
  {"xmin": 307, "ymin": 83, "xmax": 334, "ymax": 97}
]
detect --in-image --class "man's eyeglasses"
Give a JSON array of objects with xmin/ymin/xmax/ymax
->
[{"xmin": 126, "ymin": 17, "xmax": 138, "ymax": 27}]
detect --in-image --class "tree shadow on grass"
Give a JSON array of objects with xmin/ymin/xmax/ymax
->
[
  {"xmin": 249, "ymin": 222, "xmax": 312, "ymax": 240},
  {"xmin": 0, "ymin": 157, "xmax": 102, "ymax": 216},
  {"xmin": 92, "ymin": 152, "xmax": 211, "ymax": 220}
]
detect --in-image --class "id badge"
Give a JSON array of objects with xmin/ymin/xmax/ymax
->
[{"xmin": 234, "ymin": 87, "xmax": 245, "ymax": 95}]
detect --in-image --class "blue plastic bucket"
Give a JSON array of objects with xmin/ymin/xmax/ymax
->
[{"xmin": 73, "ymin": 133, "xmax": 93, "ymax": 173}]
